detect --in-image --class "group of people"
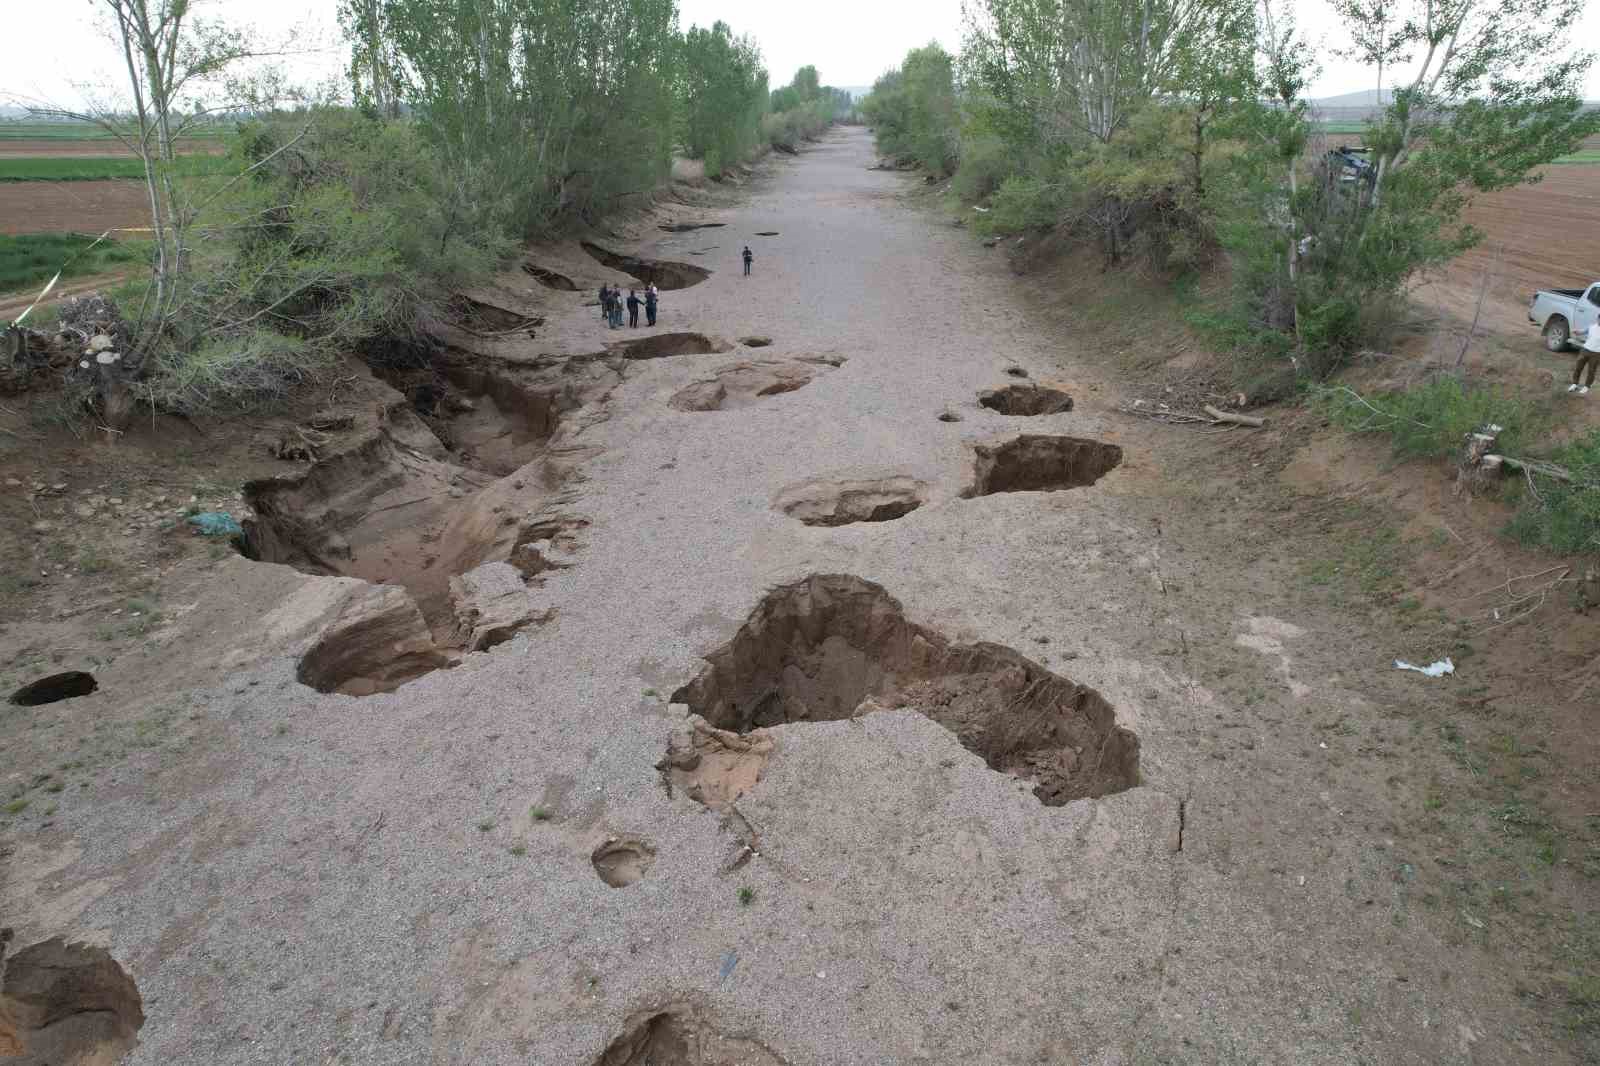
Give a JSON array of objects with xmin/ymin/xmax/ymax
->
[{"xmin": 599, "ymin": 283, "xmax": 657, "ymax": 329}]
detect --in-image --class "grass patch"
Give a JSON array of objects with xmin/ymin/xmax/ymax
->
[
  {"xmin": 530, "ymin": 805, "xmax": 552, "ymax": 822},
  {"xmin": 0, "ymin": 233, "xmax": 152, "ymax": 296},
  {"xmin": 0, "ymin": 155, "xmax": 231, "ymax": 183},
  {"xmin": 1551, "ymin": 150, "xmax": 1600, "ymax": 165}
]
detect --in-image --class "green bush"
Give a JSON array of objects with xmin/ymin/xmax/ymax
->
[
  {"xmin": 1504, "ymin": 430, "xmax": 1600, "ymax": 556},
  {"xmin": 981, "ymin": 175, "xmax": 1064, "ymax": 234},
  {"xmin": 952, "ymin": 135, "xmax": 1011, "ymax": 201},
  {"xmin": 1313, "ymin": 376, "xmax": 1541, "ymax": 459},
  {"xmin": 144, "ymin": 112, "xmax": 510, "ymax": 412}
]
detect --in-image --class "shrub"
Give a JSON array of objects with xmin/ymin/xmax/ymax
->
[
  {"xmin": 1313, "ymin": 376, "xmax": 1541, "ymax": 459},
  {"xmin": 952, "ymin": 135, "xmax": 1011, "ymax": 201},
  {"xmin": 1504, "ymin": 430, "xmax": 1600, "ymax": 556},
  {"xmin": 143, "ymin": 112, "xmax": 511, "ymax": 413}
]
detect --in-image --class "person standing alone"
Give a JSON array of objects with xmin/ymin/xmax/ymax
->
[
  {"xmin": 626, "ymin": 289, "xmax": 641, "ymax": 328},
  {"xmin": 1570, "ymin": 321, "xmax": 1600, "ymax": 396},
  {"xmin": 742, "ymin": 245, "xmax": 753, "ymax": 277}
]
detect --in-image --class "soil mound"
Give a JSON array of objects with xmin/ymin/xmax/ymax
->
[
  {"xmin": 659, "ymin": 222, "xmax": 726, "ymax": 233},
  {"xmin": 978, "ymin": 384, "xmax": 1074, "ymax": 416},
  {"xmin": 580, "ymin": 242, "xmax": 712, "ymax": 290},
  {"xmin": 593, "ymin": 1001, "xmax": 788, "ymax": 1066},
  {"xmin": 671, "ymin": 575, "xmax": 1139, "ymax": 805},
  {"xmin": 963, "ymin": 435, "xmax": 1122, "ymax": 496},
  {"xmin": 669, "ymin": 359, "xmax": 837, "ymax": 412},
  {"xmin": 0, "ymin": 935, "xmax": 144, "ymax": 1064},
  {"xmin": 656, "ymin": 716, "xmax": 774, "ymax": 809},
  {"xmin": 10, "ymin": 671, "xmax": 97, "ymax": 706},
  {"xmin": 739, "ymin": 336, "xmax": 773, "ymax": 348},
  {"xmin": 774, "ymin": 477, "xmax": 924, "ymax": 526}
]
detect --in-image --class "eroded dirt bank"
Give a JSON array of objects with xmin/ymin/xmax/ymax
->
[{"xmin": 0, "ymin": 129, "xmax": 1584, "ymax": 1066}]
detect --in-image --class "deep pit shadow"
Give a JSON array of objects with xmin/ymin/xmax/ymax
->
[
  {"xmin": 581, "ymin": 242, "xmax": 711, "ymax": 291},
  {"xmin": 0, "ymin": 935, "xmax": 145, "ymax": 1064},
  {"xmin": 671, "ymin": 574, "xmax": 1140, "ymax": 805},
  {"xmin": 593, "ymin": 1000, "xmax": 788, "ymax": 1066},
  {"xmin": 10, "ymin": 671, "xmax": 97, "ymax": 706},
  {"xmin": 979, "ymin": 384, "xmax": 1074, "ymax": 416},
  {"xmin": 962, "ymin": 435, "xmax": 1122, "ymax": 496},
  {"xmin": 522, "ymin": 263, "xmax": 579, "ymax": 291},
  {"xmin": 610, "ymin": 333, "xmax": 727, "ymax": 360}
]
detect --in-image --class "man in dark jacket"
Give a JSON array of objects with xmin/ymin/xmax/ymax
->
[
  {"xmin": 598, "ymin": 284, "xmax": 610, "ymax": 322},
  {"xmin": 644, "ymin": 287, "xmax": 658, "ymax": 327},
  {"xmin": 626, "ymin": 289, "xmax": 641, "ymax": 328},
  {"xmin": 742, "ymin": 246, "xmax": 753, "ymax": 276}
]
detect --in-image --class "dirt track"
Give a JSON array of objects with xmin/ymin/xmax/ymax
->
[{"xmin": 1, "ymin": 129, "xmax": 1591, "ymax": 1065}]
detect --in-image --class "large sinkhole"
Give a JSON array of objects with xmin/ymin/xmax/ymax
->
[
  {"xmin": 580, "ymin": 242, "xmax": 712, "ymax": 290},
  {"xmin": 671, "ymin": 575, "xmax": 1139, "ymax": 805},
  {"xmin": 979, "ymin": 384, "xmax": 1074, "ymax": 416},
  {"xmin": 0, "ymin": 936, "xmax": 145, "ymax": 1065},
  {"xmin": 241, "ymin": 360, "xmax": 598, "ymax": 691},
  {"xmin": 963, "ymin": 435, "xmax": 1123, "ymax": 497},
  {"xmin": 243, "ymin": 363, "xmax": 564, "ymax": 634}
]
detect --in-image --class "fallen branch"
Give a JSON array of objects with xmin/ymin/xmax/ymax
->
[
  {"xmin": 1486, "ymin": 454, "xmax": 1579, "ymax": 485},
  {"xmin": 1204, "ymin": 404, "xmax": 1266, "ymax": 428}
]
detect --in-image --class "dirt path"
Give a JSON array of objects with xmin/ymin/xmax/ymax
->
[{"xmin": 1, "ymin": 129, "xmax": 1584, "ymax": 1065}]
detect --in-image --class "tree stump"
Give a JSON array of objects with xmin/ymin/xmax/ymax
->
[{"xmin": 1454, "ymin": 425, "xmax": 1502, "ymax": 497}]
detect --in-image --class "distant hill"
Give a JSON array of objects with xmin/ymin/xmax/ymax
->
[{"xmin": 1313, "ymin": 88, "xmax": 1394, "ymax": 109}]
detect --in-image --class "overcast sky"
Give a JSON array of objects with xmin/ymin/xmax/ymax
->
[{"xmin": 5, "ymin": 0, "xmax": 1598, "ymax": 113}]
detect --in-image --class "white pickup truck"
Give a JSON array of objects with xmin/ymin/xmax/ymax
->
[{"xmin": 1529, "ymin": 283, "xmax": 1600, "ymax": 351}]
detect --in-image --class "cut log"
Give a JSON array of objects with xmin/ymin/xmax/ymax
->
[
  {"xmin": 1487, "ymin": 455, "xmax": 1575, "ymax": 484},
  {"xmin": 1203, "ymin": 404, "xmax": 1265, "ymax": 428}
]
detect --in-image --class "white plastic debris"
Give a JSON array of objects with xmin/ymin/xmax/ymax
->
[{"xmin": 1394, "ymin": 658, "xmax": 1454, "ymax": 677}]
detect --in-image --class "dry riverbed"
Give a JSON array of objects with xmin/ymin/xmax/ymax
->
[{"xmin": 2, "ymin": 128, "xmax": 1595, "ymax": 1065}]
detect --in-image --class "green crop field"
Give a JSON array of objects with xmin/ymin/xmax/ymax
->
[
  {"xmin": 1552, "ymin": 149, "xmax": 1600, "ymax": 164},
  {"xmin": 0, "ymin": 233, "xmax": 151, "ymax": 296},
  {"xmin": 0, "ymin": 155, "xmax": 233, "ymax": 182}
]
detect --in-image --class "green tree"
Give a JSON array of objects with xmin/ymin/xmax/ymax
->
[
  {"xmin": 862, "ymin": 44, "xmax": 959, "ymax": 173},
  {"xmin": 678, "ymin": 21, "xmax": 768, "ymax": 174}
]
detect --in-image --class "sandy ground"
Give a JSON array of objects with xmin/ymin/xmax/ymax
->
[{"xmin": 1, "ymin": 129, "xmax": 1590, "ymax": 1065}]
